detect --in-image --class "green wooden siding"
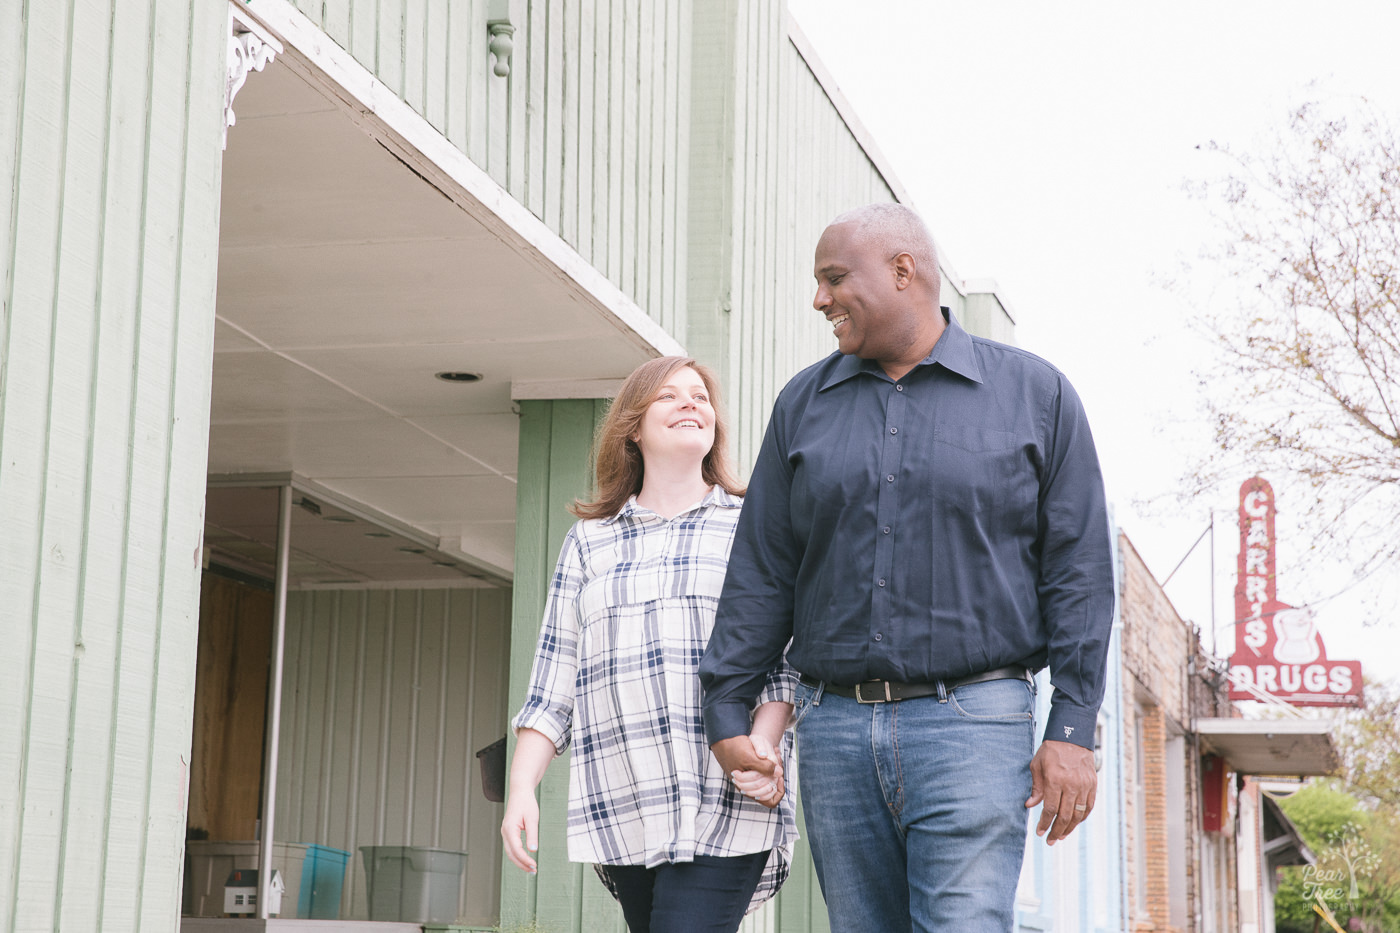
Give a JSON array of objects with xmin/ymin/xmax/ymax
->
[
  {"xmin": 275, "ymin": 586, "xmax": 512, "ymax": 926},
  {"xmin": 691, "ymin": 5, "xmax": 1009, "ymax": 471},
  {"xmin": 689, "ymin": 0, "xmax": 900, "ymax": 469},
  {"xmin": 287, "ymin": 0, "xmax": 693, "ymax": 345},
  {"xmin": 501, "ymin": 398, "xmax": 629, "ymax": 933},
  {"xmin": 0, "ymin": 0, "xmax": 227, "ymax": 930}
]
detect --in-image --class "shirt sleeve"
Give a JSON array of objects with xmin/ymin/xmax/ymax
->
[
  {"xmin": 755, "ymin": 648, "xmax": 799, "ymax": 708},
  {"xmin": 701, "ymin": 400, "xmax": 802, "ymax": 745},
  {"xmin": 511, "ymin": 525, "xmax": 587, "ymax": 756},
  {"xmin": 1036, "ymin": 373, "xmax": 1116, "ymax": 750}
]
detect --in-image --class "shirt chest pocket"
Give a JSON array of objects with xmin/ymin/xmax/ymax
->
[
  {"xmin": 930, "ymin": 426, "xmax": 1036, "ymax": 515},
  {"xmin": 576, "ymin": 549, "xmax": 731, "ymax": 627}
]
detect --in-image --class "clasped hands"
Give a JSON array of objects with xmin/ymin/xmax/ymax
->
[{"xmin": 710, "ymin": 734, "xmax": 785, "ymax": 808}]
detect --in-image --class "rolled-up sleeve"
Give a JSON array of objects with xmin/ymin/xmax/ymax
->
[
  {"xmin": 1036, "ymin": 374, "xmax": 1115, "ymax": 750},
  {"xmin": 701, "ymin": 406, "xmax": 801, "ymax": 745},
  {"xmin": 512, "ymin": 527, "xmax": 587, "ymax": 755},
  {"xmin": 755, "ymin": 650, "xmax": 799, "ymax": 708}
]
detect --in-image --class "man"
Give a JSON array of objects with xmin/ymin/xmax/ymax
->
[{"xmin": 700, "ymin": 203, "xmax": 1114, "ymax": 931}]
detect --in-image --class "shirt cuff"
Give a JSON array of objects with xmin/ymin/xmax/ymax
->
[
  {"xmin": 756, "ymin": 666, "xmax": 798, "ymax": 707},
  {"xmin": 512, "ymin": 706, "xmax": 572, "ymax": 756},
  {"xmin": 1043, "ymin": 703, "xmax": 1097, "ymax": 752},
  {"xmin": 703, "ymin": 699, "xmax": 754, "ymax": 747}
]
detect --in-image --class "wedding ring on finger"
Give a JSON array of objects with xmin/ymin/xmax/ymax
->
[{"xmin": 1073, "ymin": 804, "xmax": 1087, "ymax": 812}]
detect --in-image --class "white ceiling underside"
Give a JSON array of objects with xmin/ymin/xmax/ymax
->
[
  {"xmin": 209, "ymin": 58, "xmax": 659, "ymax": 584},
  {"xmin": 1194, "ymin": 717, "xmax": 1337, "ymax": 777}
]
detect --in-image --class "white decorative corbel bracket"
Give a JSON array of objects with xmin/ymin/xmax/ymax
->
[
  {"xmin": 487, "ymin": 0, "xmax": 514, "ymax": 77},
  {"xmin": 225, "ymin": 3, "xmax": 284, "ymax": 149}
]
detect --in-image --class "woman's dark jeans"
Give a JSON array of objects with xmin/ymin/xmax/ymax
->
[{"xmin": 595, "ymin": 851, "xmax": 768, "ymax": 933}]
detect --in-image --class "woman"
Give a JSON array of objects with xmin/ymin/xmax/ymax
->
[{"xmin": 502, "ymin": 356, "xmax": 796, "ymax": 933}]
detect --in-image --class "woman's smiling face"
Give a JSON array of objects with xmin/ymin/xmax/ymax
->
[{"xmin": 633, "ymin": 366, "xmax": 716, "ymax": 462}]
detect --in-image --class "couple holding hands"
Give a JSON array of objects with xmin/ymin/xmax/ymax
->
[{"xmin": 501, "ymin": 204, "xmax": 1114, "ymax": 933}]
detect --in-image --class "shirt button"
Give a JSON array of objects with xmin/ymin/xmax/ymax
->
[
  {"xmin": 882, "ymin": 526, "xmax": 891, "ymax": 535},
  {"xmin": 896, "ymin": 385, "xmax": 905, "ymax": 392},
  {"xmin": 877, "ymin": 578, "xmax": 886, "ymax": 587},
  {"xmin": 874, "ymin": 633, "xmax": 883, "ymax": 642},
  {"xmin": 889, "ymin": 427, "xmax": 898, "ymax": 435},
  {"xmin": 886, "ymin": 474, "xmax": 895, "ymax": 482}
]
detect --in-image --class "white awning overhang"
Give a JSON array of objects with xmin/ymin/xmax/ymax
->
[
  {"xmin": 212, "ymin": 0, "xmax": 687, "ymax": 585},
  {"xmin": 1193, "ymin": 718, "xmax": 1337, "ymax": 777}
]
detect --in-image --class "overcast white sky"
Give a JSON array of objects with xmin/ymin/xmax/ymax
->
[{"xmin": 788, "ymin": 1, "xmax": 1400, "ymax": 683}]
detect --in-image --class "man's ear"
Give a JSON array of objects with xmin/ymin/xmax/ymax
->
[{"xmin": 891, "ymin": 252, "xmax": 917, "ymax": 290}]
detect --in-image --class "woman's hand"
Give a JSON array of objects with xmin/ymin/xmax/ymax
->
[
  {"xmin": 731, "ymin": 733, "xmax": 786, "ymax": 808},
  {"xmin": 501, "ymin": 787, "xmax": 541, "ymax": 872},
  {"xmin": 500, "ymin": 728, "xmax": 557, "ymax": 873}
]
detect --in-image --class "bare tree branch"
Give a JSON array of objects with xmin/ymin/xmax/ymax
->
[{"xmin": 1175, "ymin": 100, "xmax": 1400, "ymax": 595}]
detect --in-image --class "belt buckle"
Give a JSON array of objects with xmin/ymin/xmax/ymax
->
[{"xmin": 855, "ymin": 681, "xmax": 892, "ymax": 703}]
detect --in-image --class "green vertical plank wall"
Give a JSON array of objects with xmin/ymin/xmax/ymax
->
[
  {"xmin": 286, "ymin": 0, "xmax": 693, "ymax": 347},
  {"xmin": 689, "ymin": 3, "xmax": 1006, "ymax": 472},
  {"xmin": 275, "ymin": 587, "xmax": 512, "ymax": 926},
  {"xmin": 722, "ymin": 1, "xmax": 901, "ymax": 467},
  {"xmin": 0, "ymin": 0, "xmax": 227, "ymax": 931},
  {"xmin": 501, "ymin": 398, "xmax": 629, "ymax": 933}
]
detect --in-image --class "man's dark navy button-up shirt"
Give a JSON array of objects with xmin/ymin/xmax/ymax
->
[{"xmin": 700, "ymin": 311, "xmax": 1114, "ymax": 750}]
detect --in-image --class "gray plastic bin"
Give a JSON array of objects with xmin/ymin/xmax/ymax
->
[{"xmin": 359, "ymin": 845, "xmax": 467, "ymax": 923}]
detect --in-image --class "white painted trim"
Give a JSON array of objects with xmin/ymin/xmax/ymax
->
[
  {"xmin": 783, "ymin": 9, "xmax": 911, "ymax": 206},
  {"xmin": 783, "ymin": 8, "xmax": 974, "ymax": 299},
  {"xmin": 962, "ymin": 277, "xmax": 1020, "ymax": 325},
  {"xmin": 291, "ymin": 578, "xmax": 503, "ymax": 591},
  {"xmin": 511, "ymin": 377, "xmax": 625, "ymax": 400},
  {"xmin": 234, "ymin": 0, "xmax": 687, "ymax": 361}
]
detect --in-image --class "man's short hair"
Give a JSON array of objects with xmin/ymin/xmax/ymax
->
[{"xmin": 831, "ymin": 203, "xmax": 939, "ymax": 288}]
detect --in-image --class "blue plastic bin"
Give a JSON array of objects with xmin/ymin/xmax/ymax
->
[{"xmin": 297, "ymin": 844, "xmax": 350, "ymax": 919}]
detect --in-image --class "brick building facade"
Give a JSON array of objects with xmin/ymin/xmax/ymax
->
[{"xmin": 1119, "ymin": 533, "xmax": 1237, "ymax": 933}]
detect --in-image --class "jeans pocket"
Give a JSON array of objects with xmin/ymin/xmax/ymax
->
[
  {"xmin": 949, "ymin": 678, "xmax": 1034, "ymax": 721},
  {"xmin": 791, "ymin": 681, "xmax": 819, "ymax": 730}
]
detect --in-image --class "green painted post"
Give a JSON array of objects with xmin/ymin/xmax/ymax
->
[{"xmin": 501, "ymin": 398, "xmax": 621, "ymax": 933}]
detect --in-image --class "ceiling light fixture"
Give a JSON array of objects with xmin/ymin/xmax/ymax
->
[{"xmin": 435, "ymin": 371, "xmax": 483, "ymax": 383}]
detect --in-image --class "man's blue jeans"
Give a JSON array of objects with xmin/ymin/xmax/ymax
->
[{"xmin": 792, "ymin": 677, "xmax": 1035, "ymax": 932}]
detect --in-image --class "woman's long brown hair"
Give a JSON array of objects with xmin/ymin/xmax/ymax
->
[{"xmin": 571, "ymin": 356, "xmax": 745, "ymax": 520}]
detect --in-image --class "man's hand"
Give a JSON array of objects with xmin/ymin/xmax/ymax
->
[
  {"xmin": 730, "ymin": 734, "xmax": 785, "ymax": 808},
  {"xmin": 711, "ymin": 735, "xmax": 778, "ymax": 778},
  {"xmin": 1026, "ymin": 739, "xmax": 1097, "ymax": 845}
]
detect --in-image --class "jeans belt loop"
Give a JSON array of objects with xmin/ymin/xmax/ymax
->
[{"xmin": 936, "ymin": 679, "xmax": 948, "ymax": 703}]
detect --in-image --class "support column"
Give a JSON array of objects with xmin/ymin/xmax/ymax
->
[
  {"xmin": 500, "ymin": 398, "xmax": 621, "ymax": 932},
  {"xmin": 256, "ymin": 485, "xmax": 293, "ymax": 918}
]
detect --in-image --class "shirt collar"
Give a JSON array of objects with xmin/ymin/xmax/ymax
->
[
  {"xmin": 601, "ymin": 484, "xmax": 741, "ymax": 524},
  {"xmin": 819, "ymin": 308, "xmax": 984, "ymax": 391}
]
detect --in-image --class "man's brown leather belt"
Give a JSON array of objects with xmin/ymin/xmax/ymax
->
[{"xmin": 799, "ymin": 665, "xmax": 1031, "ymax": 704}]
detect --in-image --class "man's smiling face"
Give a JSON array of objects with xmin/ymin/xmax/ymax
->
[{"xmin": 812, "ymin": 222, "xmax": 909, "ymax": 362}]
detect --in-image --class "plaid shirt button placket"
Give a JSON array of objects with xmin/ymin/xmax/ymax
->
[{"xmin": 512, "ymin": 487, "xmax": 798, "ymax": 912}]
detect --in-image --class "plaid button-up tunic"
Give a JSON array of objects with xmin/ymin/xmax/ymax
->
[{"xmin": 512, "ymin": 487, "xmax": 797, "ymax": 911}]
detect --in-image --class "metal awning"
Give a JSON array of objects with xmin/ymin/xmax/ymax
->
[
  {"xmin": 1193, "ymin": 718, "xmax": 1337, "ymax": 776},
  {"xmin": 1261, "ymin": 794, "xmax": 1315, "ymax": 869}
]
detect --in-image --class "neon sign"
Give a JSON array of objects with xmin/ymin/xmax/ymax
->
[{"xmin": 1228, "ymin": 477, "xmax": 1362, "ymax": 705}]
